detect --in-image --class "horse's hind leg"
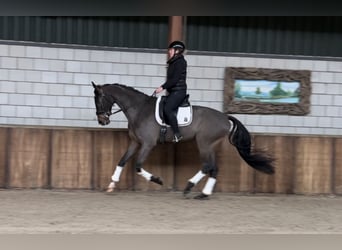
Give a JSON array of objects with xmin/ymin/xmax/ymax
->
[
  {"xmin": 184, "ymin": 161, "xmax": 218, "ymax": 199},
  {"xmin": 197, "ymin": 151, "xmax": 220, "ymax": 199},
  {"xmin": 183, "ymin": 170, "xmax": 206, "ymax": 196},
  {"xmin": 107, "ymin": 141, "xmax": 139, "ymax": 192},
  {"xmin": 184, "ymin": 140, "xmax": 218, "ymax": 199}
]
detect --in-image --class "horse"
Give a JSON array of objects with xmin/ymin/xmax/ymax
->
[{"xmin": 92, "ymin": 82, "xmax": 275, "ymax": 199}]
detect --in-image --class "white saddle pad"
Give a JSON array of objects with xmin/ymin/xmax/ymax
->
[{"xmin": 155, "ymin": 96, "xmax": 193, "ymax": 127}]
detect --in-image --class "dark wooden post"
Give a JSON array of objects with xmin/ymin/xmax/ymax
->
[{"xmin": 168, "ymin": 16, "xmax": 184, "ymax": 44}]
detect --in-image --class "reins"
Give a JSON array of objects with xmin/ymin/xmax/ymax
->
[
  {"xmin": 108, "ymin": 108, "xmax": 123, "ymax": 116},
  {"xmin": 96, "ymin": 106, "xmax": 122, "ymax": 117}
]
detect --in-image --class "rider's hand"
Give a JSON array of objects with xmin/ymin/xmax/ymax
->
[{"xmin": 155, "ymin": 86, "xmax": 164, "ymax": 94}]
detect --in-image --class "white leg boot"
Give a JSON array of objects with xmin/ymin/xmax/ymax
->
[
  {"xmin": 107, "ymin": 166, "xmax": 123, "ymax": 192},
  {"xmin": 194, "ymin": 177, "xmax": 217, "ymax": 199}
]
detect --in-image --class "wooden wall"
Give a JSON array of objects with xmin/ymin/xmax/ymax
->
[
  {"xmin": 0, "ymin": 128, "xmax": 7, "ymax": 188},
  {"xmin": 0, "ymin": 126, "xmax": 341, "ymax": 195}
]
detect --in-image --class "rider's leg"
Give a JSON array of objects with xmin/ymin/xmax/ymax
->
[{"xmin": 164, "ymin": 91, "xmax": 186, "ymax": 142}]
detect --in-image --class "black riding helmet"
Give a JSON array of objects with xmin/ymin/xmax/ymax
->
[{"xmin": 168, "ymin": 40, "xmax": 185, "ymax": 53}]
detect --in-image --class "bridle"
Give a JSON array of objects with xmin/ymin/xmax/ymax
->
[{"xmin": 95, "ymin": 93, "xmax": 122, "ymax": 119}]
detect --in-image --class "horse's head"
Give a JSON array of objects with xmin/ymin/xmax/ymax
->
[{"xmin": 92, "ymin": 81, "xmax": 113, "ymax": 126}]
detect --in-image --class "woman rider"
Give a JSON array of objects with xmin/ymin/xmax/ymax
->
[{"xmin": 155, "ymin": 40, "xmax": 187, "ymax": 143}]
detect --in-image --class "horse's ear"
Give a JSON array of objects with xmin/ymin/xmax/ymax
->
[{"xmin": 92, "ymin": 81, "xmax": 104, "ymax": 95}]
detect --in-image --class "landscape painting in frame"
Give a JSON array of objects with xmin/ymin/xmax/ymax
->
[
  {"xmin": 234, "ymin": 79, "xmax": 300, "ymax": 104},
  {"xmin": 224, "ymin": 67, "xmax": 311, "ymax": 115}
]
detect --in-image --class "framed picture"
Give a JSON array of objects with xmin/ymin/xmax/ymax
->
[{"xmin": 224, "ymin": 67, "xmax": 311, "ymax": 115}]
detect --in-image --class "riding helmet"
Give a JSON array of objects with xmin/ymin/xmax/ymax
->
[{"xmin": 168, "ymin": 40, "xmax": 185, "ymax": 52}]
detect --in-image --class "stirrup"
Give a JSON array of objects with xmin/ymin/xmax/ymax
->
[{"xmin": 172, "ymin": 134, "xmax": 183, "ymax": 143}]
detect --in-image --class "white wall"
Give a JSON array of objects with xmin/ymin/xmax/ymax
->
[{"xmin": 0, "ymin": 42, "xmax": 341, "ymax": 136}]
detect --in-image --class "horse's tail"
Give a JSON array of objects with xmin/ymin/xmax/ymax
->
[{"xmin": 228, "ymin": 115, "xmax": 275, "ymax": 174}]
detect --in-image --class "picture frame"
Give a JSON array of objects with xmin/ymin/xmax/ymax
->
[{"xmin": 224, "ymin": 67, "xmax": 311, "ymax": 115}]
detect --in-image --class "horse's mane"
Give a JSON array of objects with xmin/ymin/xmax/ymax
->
[{"xmin": 104, "ymin": 83, "xmax": 151, "ymax": 99}]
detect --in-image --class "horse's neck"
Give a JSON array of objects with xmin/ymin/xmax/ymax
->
[
  {"xmin": 110, "ymin": 85, "xmax": 150, "ymax": 120},
  {"xmin": 112, "ymin": 86, "xmax": 143, "ymax": 107}
]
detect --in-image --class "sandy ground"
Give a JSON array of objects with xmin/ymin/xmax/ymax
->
[{"xmin": 1, "ymin": 189, "xmax": 342, "ymax": 234}]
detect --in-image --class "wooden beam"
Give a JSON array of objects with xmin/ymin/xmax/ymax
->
[{"xmin": 168, "ymin": 16, "xmax": 184, "ymax": 43}]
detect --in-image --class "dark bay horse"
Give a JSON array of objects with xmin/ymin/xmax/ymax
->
[{"xmin": 92, "ymin": 82, "xmax": 275, "ymax": 199}]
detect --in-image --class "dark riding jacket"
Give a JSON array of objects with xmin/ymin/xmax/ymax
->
[{"xmin": 162, "ymin": 54, "xmax": 187, "ymax": 93}]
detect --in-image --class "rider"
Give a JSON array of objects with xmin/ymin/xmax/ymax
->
[{"xmin": 155, "ymin": 40, "xmax": 187, "ymax": 143}]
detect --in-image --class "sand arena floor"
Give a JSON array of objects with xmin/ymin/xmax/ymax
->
[{"xmin": 1, "ymin": 189, "xmax": 342, "ymax": 234}]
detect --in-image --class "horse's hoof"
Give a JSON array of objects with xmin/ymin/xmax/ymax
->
[
  {"xmin": 106, "ymin": 182, "xmax": 115, "ymax": 193},
  {"xmin": 150, "ymin": 176, "xmax": 163, "ymax": 185},
  {"xmin": 183, "ymin": 182, "xmax": 194, "ymax": 194},
  {"xmin": 194, "ymin": 193, "xmax": 209, "ymax": 200},
  {"xmin": 183, "ymin": 182, "xmax": 194, "ymax": 198},
  {"xmin": 183, "ymin": 190, "xmax": 191, "ymax": 199}
]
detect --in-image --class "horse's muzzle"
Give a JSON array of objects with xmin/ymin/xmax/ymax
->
[{"xmin": 97, "ymin": 114, "xmax": 110, "ymax": 126}]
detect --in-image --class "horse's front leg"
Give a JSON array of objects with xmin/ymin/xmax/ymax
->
[
  {"xmin": 107, "ymin": 141, "xmax": 139, "ymax": 192},
  {"xmin": 135, "ymin": 144, "xmax": 163, "ymax": 186}
]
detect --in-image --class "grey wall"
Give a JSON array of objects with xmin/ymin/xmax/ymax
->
[{"xmin": 0, "ymin": 42, "xmax": 341, "ymax": 136}]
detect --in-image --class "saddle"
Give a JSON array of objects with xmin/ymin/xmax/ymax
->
[
  {"xmin": 155, "ymin": 95, "xmax": 193, "ymax": 127},
  {"xmin": 155, "ymin": 95, "xmax": 193, "ymax": 143}
]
